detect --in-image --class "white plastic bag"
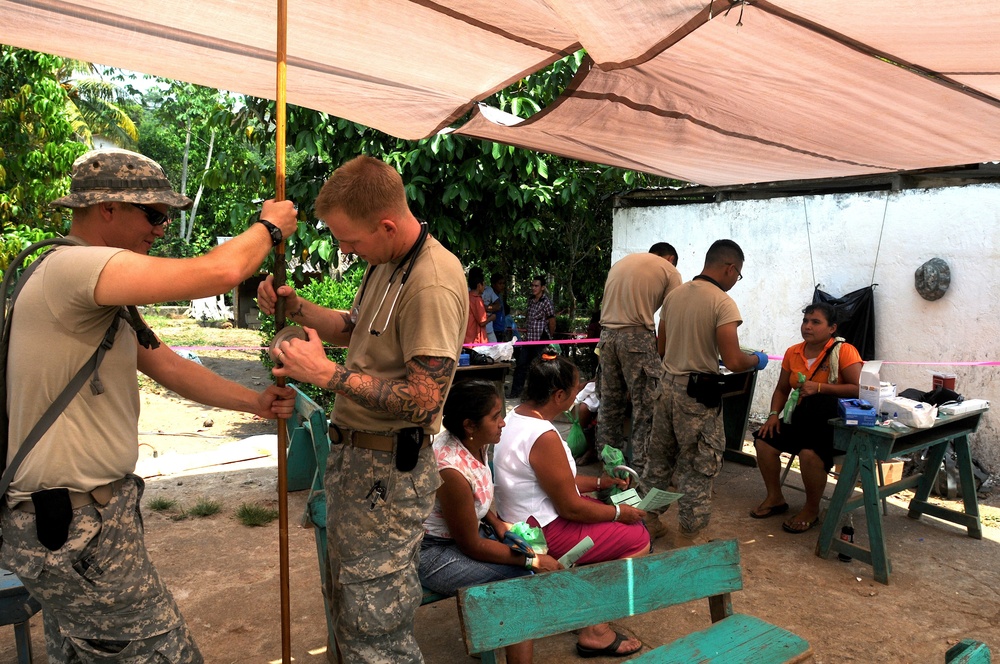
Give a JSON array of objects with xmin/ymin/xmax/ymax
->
[
  {"xmin": 574, "ymin": 381, "xmax": 599, "ymax": 411},
  {"xmin": 880, "ymin": 396, "xmax": 937, "ymax": 429},
  {"xmin": 472, "ymin": 342, "xmax": 514, "ymax": 362}
]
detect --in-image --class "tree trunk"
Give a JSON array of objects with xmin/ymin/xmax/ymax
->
[
  {"xmin": 179, "ymin": 116, "xmax": 192, "ymax": 241},
  {"xmin": 185, "ymin": 129, "xmax": 215, "ymax": 243}
]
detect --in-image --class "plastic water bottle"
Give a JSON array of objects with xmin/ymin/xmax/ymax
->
[{"xmin": 838, "ymin": 514, "xmax": 854, "ymax": 562}]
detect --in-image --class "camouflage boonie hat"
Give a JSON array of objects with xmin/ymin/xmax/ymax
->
[{"xmin": 51, "ymin": 149, "xmax": 193, "ymax": 210}]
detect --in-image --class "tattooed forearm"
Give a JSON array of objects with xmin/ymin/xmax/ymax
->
[{"xmin": 326, "ymin": 355, "xmax": 455, "ymax": 426}]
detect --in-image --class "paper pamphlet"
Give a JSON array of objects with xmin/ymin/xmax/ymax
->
[
  {"xmin": 610, "ymin": 487, "xmax": 683, "ymax": 512},
  {"xmin": 557, "ymin": 536, "xmax": 594, "ymax": 568},
  {"xmin": 610, "ymin": 488, "xmax": 641, "ymax": 506}
]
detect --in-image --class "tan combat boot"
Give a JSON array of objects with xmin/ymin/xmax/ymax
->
[{"xmin": 643, "ymin": 512, "xmax": 669, "ymax": 539}]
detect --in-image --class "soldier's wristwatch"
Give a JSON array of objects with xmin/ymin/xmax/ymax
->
[{"xmin": 256, "ymin": 219, "xmax": 283, "ymax": 247}]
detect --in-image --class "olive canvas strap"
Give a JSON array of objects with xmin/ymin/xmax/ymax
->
[
  {"xmin": 0, "ymin": 343, "xmax": 108, "ymax": 497},
  {"xmin": 0, "ymin": 239, "xmax": 136, "ymax": 498}
]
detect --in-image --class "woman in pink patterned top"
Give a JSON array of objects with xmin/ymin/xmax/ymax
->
[{"xmin": 419, "ymin": 380, "xmax": 560, "ymax": 664}]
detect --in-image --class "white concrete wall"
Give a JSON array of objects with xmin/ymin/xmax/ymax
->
[{"xmin": 614, "ymin": 184, "xmax": 1000, "ymax": 471}]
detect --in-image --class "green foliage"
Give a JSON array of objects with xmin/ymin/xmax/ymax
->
[
  {"xmin": 0, "ymin": 46, "xmax": 86, "ymax": 233},
  {"xmin": 187, "ymin": 497, "xmax": 223, "ymax": 517},
  {"xmin": 236, "ymin": 502, "xmax": 279, "ymax": 527},
  {"xmin": 258, "ymin": 264, "xmax": 365, "ymax": 412},
  {"xmin": 298, "ymin": 263, "xmax": 366, "ymax": 310},
  {"xmin": 138, "ymin": 81, "xmax": 274, "ymax": 257},
  {"xmin": 0, "ymin": 223, "xmax": 59, "ymax": 272},
  {"xmin": 3, "ymin": 46, "xmax": 679, "ymax": 327},
  {"xmin": 240, "ymin": 51, "xmax": 680, "ymax": 321},
  {"xmin": 62, "ymin": 64, "xmax": 141, "ymax": 148}
]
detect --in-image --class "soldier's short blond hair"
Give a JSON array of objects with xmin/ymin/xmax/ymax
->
[{"xmin": 314, "ymin": 155, "xmax": 408, "ymax": 229}]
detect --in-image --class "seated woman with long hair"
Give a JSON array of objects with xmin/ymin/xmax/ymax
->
[
  {"xmin": 418, "ymin": 380, "xmax": 561, "ymax": 664},
  {"xmin": 493, "ymin": 351, "xmax": 649, "ymax": 659},
  {"xmin": 750, "ymin": 303, "xmax": 863, "ymax": 534}
]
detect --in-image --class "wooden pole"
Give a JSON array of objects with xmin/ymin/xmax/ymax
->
[{"xmin": 274, "ymin": 0, "xmax": 292, "ymax": 661}]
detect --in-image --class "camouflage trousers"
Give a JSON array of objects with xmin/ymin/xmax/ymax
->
[
  {"xmin": 0, "ymin": 475, "xmax": 202, "ymax": 663},
  {"xmin": 595, "ymin": 328, "xmax": 662, "ymax": 476},
  {"xmin": 324, "ymin": 442, "xmax": 440, "ymax": 663},
  {"xmin": 643, "ymin": 378, "xmax": 725, "ymax": 535}
]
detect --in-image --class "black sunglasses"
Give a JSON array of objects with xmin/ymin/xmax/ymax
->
[{"xmin": 131, "ymin": 203, "xmax": 172, "ymax": 227}]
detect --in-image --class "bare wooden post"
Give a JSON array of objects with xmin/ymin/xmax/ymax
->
[{"xmin": 274, "ymin": 0, "xmax": 292, "ymax": 660}]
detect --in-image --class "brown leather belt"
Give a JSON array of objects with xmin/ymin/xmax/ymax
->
[
  {"xmin": 13, "ymin": 478, "xmax": 126, "ymax": 513},
  {"xmin": 329, "ymin": 425, "xmax": 397, "ymax": 452}
]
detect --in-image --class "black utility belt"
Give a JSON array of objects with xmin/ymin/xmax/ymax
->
[{"xmin": 686, "ymin": 372, "xmax": 727, "ymax": 409}]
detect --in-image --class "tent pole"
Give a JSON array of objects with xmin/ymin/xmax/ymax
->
[{"xmin": 273, "ymin": 0, "xmax": 293, "ymax": 662}]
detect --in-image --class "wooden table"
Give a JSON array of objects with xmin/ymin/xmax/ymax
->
[
  {"xmin": 815, "ymin": 407, "xmax": 989, "ymax": 584},
  {"xmin": 454, "ymin": 362, "xmax": 512, "ymax": 402}
]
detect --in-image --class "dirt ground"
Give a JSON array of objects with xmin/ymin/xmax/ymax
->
[{"xmin": 2, "ymin": 317, "xmax": 999, "ymax": 663}]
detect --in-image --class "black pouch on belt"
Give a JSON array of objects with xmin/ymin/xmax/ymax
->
[
  {"xmin": 395, "ymin": 427, "xmax": 424, "ymax": 472},
  {"xmin": 686, "ymin": 373, "xmax": 726, "ymax": 409},
  {"xmin": 31, "ymin": 488, "xmax": 73, "ymax": 551}
]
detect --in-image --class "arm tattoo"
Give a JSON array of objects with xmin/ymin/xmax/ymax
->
[
  {"xmin": 326, "ymin": 355, "xmax": 455, "ymax": 426},
  {"xmin": 289, "ymin": 303, "xmax": 305, "ymax": 318}
]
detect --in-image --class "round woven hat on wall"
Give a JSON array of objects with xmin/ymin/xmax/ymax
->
[{"xmin": 914, "ymin": 257, "xmax": 951, "ymax": 301}]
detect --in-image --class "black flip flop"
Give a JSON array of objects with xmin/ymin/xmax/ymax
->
[
  {"xmin": 782, "ymin": 517, "xmax": 819, "ymax": 534},
  {"xmin": 748, "ymin": 502, "xmax": 789, "ymax": 519},
  {"xmin": 576, "ymin": 630, "xmax": 642, "ymax": 659}
]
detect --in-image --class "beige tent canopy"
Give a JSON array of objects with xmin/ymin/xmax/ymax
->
[{"xmin": 5, "ymin": 0, "xmax": 1000, "ymax": 186}]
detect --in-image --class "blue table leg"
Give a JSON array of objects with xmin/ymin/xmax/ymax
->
[{"xmin": 816, "ymin": 433, "xmax": 861, "ymax": 558}]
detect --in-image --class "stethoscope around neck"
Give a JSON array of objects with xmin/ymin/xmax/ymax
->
[{"xmin": 352, "ymin": 222, "xmax": 429, "ymax": 337}]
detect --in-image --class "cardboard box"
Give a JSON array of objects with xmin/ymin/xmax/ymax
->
[
  {"xmin": 858, "ymin": 361, "xmax": 896, "ymax": 414},
  {"xmin": 839, "ymin": 398, "xmax": 877, "ymax": 427},
  {"xmin": 879, "ymin": 460, "xmax": 904, "ymax": 485},
  {"xmin": 835, "ymin": 460, "xmax": 904, "ymax": 486}
]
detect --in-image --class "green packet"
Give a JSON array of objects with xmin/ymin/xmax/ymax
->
[{"xmin": 508, "ymin": 521, "xmax": 547, "ymax": 554}]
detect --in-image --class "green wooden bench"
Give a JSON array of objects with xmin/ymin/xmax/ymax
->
[
  {"xmin": 286, "ymin": 385, "xmax": 448, "ymax": 638},
  {"xmin": 946, "ymin": 639, "xmax": 991, "ymax": 664},
  {"xmin": 458, "ymin": 538, "xmax": 812, "ymax": 663}
]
